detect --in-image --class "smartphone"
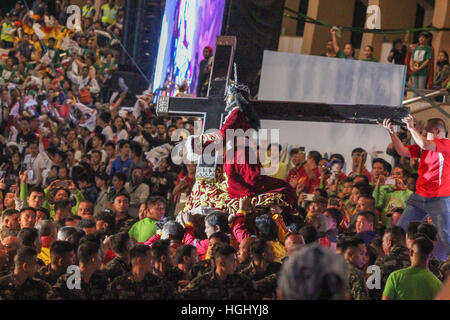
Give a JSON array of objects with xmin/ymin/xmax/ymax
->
[
  {"xmin": 385, "ymin": 178, "xmax": 396, "ymax": 186},
  {"xmin": 0, "ymin": 171, "xmax": 5, "ymax": 179},
  {"xmin": 303, "ymin": 194, "xmax": 314, "ymax": 202},
  {"xmin": 55, "ymin": 180, "xmax": 70, "ymax": 188},
  {"xmin": 329, "ymin": 199, "xmax": 340, "ymax": 206}
]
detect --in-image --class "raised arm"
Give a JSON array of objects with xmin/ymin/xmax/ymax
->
[
  {"xmin": 331, "ymin": 28, "xmax": 340, "ymax": 53},
  {"xmin": 379, "ymin": 119, "xmax": 411, "ymax": 157},
  {"xmin": 403, "ymin": 115, "xmax": 436, "ymax": 151}
]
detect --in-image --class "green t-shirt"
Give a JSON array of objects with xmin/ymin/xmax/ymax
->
[
  {"xmin": 362, "ymin": 58, "xmax": 378, "ymax": 62},
  {"xmin": 411, "ymin": 46, "xmax": 432, "ymax": 77},
  {"xmin": 383, "ymin": 266, "xmax": 442, "ymax": 300},
  {"xmin": 128, "ymin": 218, "xmax": 158, "ymax": 243}
]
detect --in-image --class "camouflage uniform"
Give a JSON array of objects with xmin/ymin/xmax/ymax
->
[
  {"xmin": 0, "ymin": 273, "xmax": 51, "ymax": 300},
  {"xmin": 36, "ymin": 264, "xmax": 63, "ymax": 286},
  {"xmin": 0, "ymin": 226, "xmax": 19, "ymax": 239},
  {"xmin": 180, "ymin": 271, "xmax": 257, "ymax": 300},
  {"xmin": 346, "ymin": 261, "xmax": 370, "ymax": 300},
  {"xmin": 371, "ymin": 245, "xmax": 410, "ymax": 300},
  {"xmin": 114, "ymin": 216, "xmax": 138, "ymax": 234},
  {"xmin": 429, "ymin": 255, "xmax": 444, "ymax": 281},
  {"xmin": 188, "ymin": 259, "xmax": 214, "ymax": 281},
  {"xmin": 240, "ymin": 261, "xmax": 281, "ymax": 281},
  {"xmin": 107, "ymin": 272, "xmax": 178, "ymax": 300},
  {"xmin": 102, "ymin": 256, "xmax": 131, "ymax": 282},
  {"xmin": 254, "ymin": 273, "xmax": 278, "ymax": 299},
  {"xmin": 47, "ymin": 270, "xmax": 109, "ymax": 300},
  {"xmin": 153, "ymin": 267, "xmax": 185, "ymax": 289}
]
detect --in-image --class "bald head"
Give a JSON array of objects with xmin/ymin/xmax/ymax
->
[
  {"xmin": 284, "ymin": 233, "xmax": 305, "ymax": 256},
  {"xmin": 238, "ymin": 237, "xmax": 255, "ymax": 264}
]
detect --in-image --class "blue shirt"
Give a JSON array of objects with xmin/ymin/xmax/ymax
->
[{"xmin": 110, "ymin": 157, "xmax": 133, "ymax": 176}]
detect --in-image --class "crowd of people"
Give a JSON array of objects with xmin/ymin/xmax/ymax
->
[
  {"xmin": 0, "ymin": 0, "xmax": 449, "ymax": 301},
  {"xmin": 324, "ymin": 28, "xmax": 450, "ymax": 92}
]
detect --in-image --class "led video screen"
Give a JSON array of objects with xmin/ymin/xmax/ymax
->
[{"xmin": 152, "ymin": 0, "xmax": 226, "ymax": 96}]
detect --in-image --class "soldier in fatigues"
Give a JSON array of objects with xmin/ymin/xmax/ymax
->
[
  {"xmin": 111, "ymin": 193, "xmax": 138, "ymax": 234},
  {"xmin": 341, "ymin": 237, "xmax": 370, "ymax": 300},
  {"xmin": 372, "ymin": 227, "xmax": 410, "ymax": 300},
  {"xmin": 107, "ymin": 245, "xmax": 178, "ymax": 299},
  {"xmin": 239, "ymin": 239, "xmax": 281, "ymax": 281},
  {"xmin": 347, "ymin": 260, "xmax": 370, "ymax": 300},
  {"xmin": 151, "ymin": 239, "xmax": 184, "ymax": 289},
  {"xmin": 47, "ymin": 241, "xmax": 109, "ymax": 300},
  {"xmin": 0, "ymin": 247, "xmax": 51, "ymax": 300},
  {"xmin": 102, "ymin": 232, "xmax": 132, "ymax": 282},
  {"xmin": 181, "ymin": 244, "xmax": 256, "ymax": 300},
  {"xmin": 36, "ymin": 241, "xmax": 76, "ymax": 286}
]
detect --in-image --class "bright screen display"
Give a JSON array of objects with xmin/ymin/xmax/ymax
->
[{"xmin": 152, "ymin": 0, "xmax": 226, "ymax": 96}]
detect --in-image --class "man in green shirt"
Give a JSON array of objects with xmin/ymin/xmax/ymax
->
[
  {"xmin": 128, "ymin": 196, "xmax": 166, "ymax": 243},
  {"xmin": 382, "ymin": 236, "xmax": 442, "ymax": 300},
  {"xmin": 373, "ymin": 165, "xmax": 413, "ymax": 226},
  {"xmin": 410, "ymin": 32, "xmax": 433, "ymax": 90}
]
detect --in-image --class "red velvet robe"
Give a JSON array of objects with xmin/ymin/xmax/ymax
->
[{"xmin": 208, "ymin": 107, "xmax": 297, "ymax": 210}]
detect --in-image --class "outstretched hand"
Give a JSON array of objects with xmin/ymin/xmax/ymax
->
[
  {"xmin": 378, "ymin": 118, "xmax": 395, "ymax": 134},
  {"xmin": 402, "ymin": 115, "xmax": 415, "ymax": 131}
]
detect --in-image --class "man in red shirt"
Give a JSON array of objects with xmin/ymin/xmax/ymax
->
[{"xmin": 381, "ymin": 117, "xmax": 450, "ymax": 259}]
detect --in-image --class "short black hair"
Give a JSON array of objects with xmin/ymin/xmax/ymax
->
[
  {"xmin": 249, "ymin": 239, "xmax": 269, "ymax": 260},
  {"xmin": 109, "ymin": 232, "xmax": 130, "ymax": 254},
  {"xmin": 384, "ymin": 226, "xmax": 406, "ymax": 247},
  {"xmin": 255, "ymin": 214, "xmax": 278, "ymax": 241},
  {"xmin": 299, "ymin": 225, "xmax": 320, "ymax": 244},
  {"xmin": 77, "ymin": 241, "xmax": 100, "ymax": 264},
  {"xmin": 36, "ymin": 207, "xmax": 50, "ymax": 220},
  {"xmin": 14, "ymin": 246, "xmax": 37, "ymax": 267},
  {"xmin": 130, "ymin": 244, "xmax": 151, "ymax": 262},
  {"xmin": 112, "ymin": 172, "xmax": 127, "ymax": 184},
  {"xmin": 78, "ymin": 219, "xmax": 96, "ymax": 229},
  {"xmin": 118, "ymin": 140, "xmax": 130, "ymax": 149},
  {"xmin": 353, "ymin": 182, "xmax": 373, "ymax": 197},
  {"xmin": 323, "ymin": 208, "xmax": 343, "ymax": 226},
  {"xmin": 372, "ymin": 158, "xmax": 387, "ymax": 171},
  {"xmin": 352, "ymin": 147, "xmax": 365, "ymax": 155},
  {"xmin": 213, "ymin": 244, "xmax": 236, "ymax": 262},
  {"xmin": 152, "ymin": 239, "xmax": 171, "ymax": 262},
  {"xmin": 205, "ymin": 210, "xmax": 230, "ymax": 233},
  {"xmin": 18, "ymin": 228, "xmax": 39, "ymax": 247},
  {"xmin": 209, "ymin": 231, "xmax": 230, "ymax": 244},
  {"xmin": 2, "ymin": 209, "xmax": 19, "ymax": 220},
  {"xmin": 50, "ymin": 241, "xmax": 75, "ymax": 260},
  {"xmin": 54, "ymin": 200, "xmax": 71, "ymax": 212},
  {"xmin": 330, "ymin": 153, "xmax": 345, "ymax": 164},
  {"xmin": 340, "ymin": 236, "xmax": 365, "ymax": 252},
  {"xmin": 29, "ymin": 186, "xmax": 44, "ymax": 196},
  {"xmin": 412, "ymin": 236, "xmax": 434, "ymax": 260},
  {"xmin": 19, "ymin": 207, "xmax": 36, "ymax": 216},
  {"xmin": 417, "ymin": 223, "xmax": 438, "ymax": 242},
  {"xmin": 94, "ymin": 133, "xmax": 106, "ymax": 144},
  {"xmin": 175, "ymin": 244, "xmax": 196, "ymax": 264},
  {"xmin": 112, "ymin": 191, "xmax": 130, "ymax": 202},
  {"xmin": 308, "ymin": 151, "xmax": 321, "ymax": 165},
  {"xmin": 406, "ymin": 221, "xmax": 421, "ymax": 238},
  {"xmin": 94, "ymin": 210, "xmax": 116, "ymax": 230}
]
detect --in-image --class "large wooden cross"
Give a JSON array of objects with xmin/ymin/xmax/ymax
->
[{"xmin": 156, "ymin": 36, "xmax": 409, "ymax": 179}]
